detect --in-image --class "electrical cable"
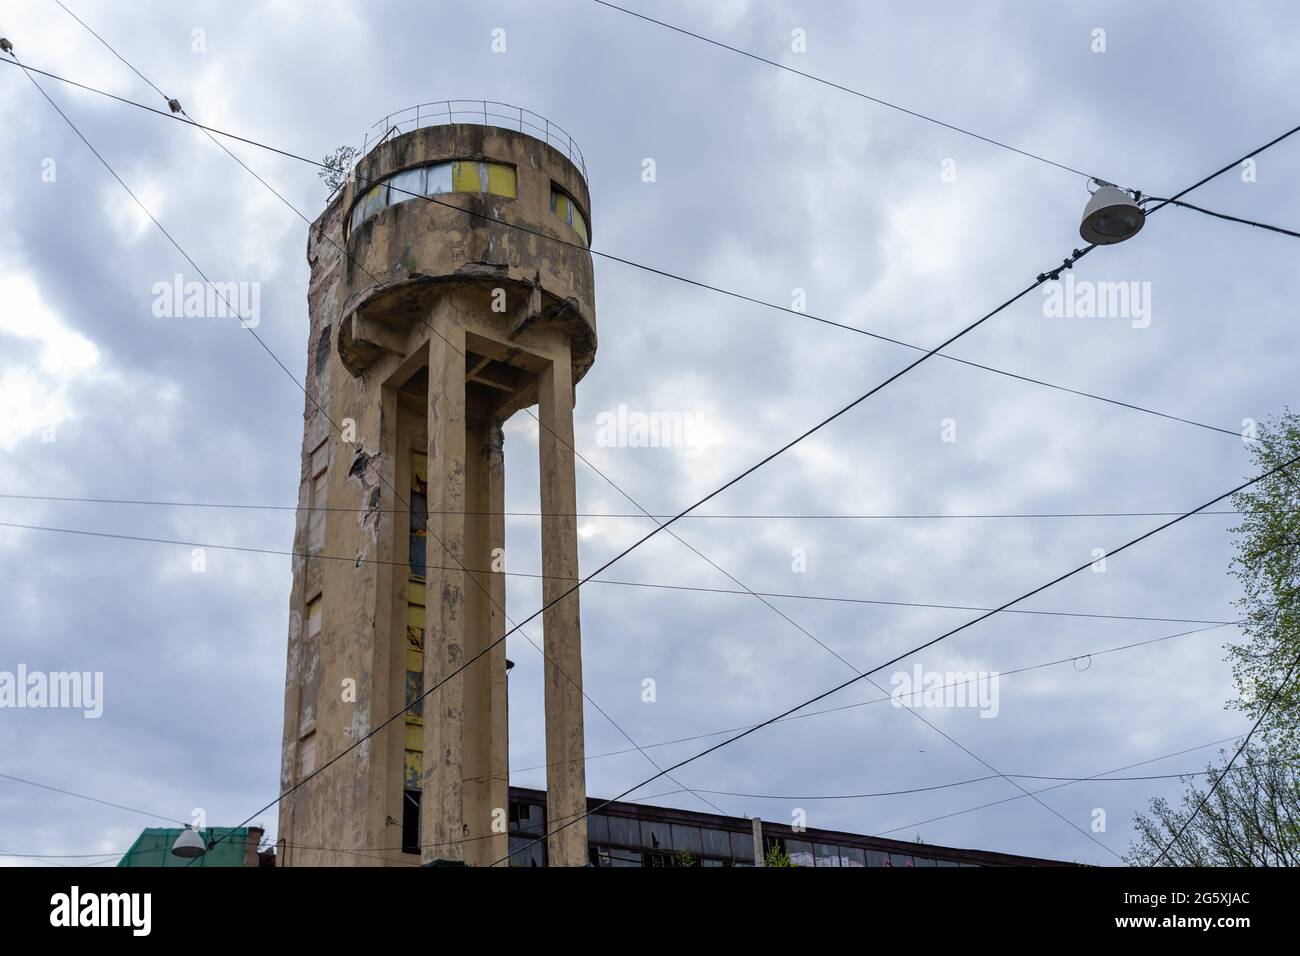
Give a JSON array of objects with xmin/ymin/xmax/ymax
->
[
  {"xmin": 21, "ymin": 15, "xmax": 729, "ymax": 830},
  {"xmin": 16, "ymin": 43, "xmax": 1297, "ymax": 861},
  {"xmin": 1143, "ymin": 196, "xmax": 1300, "ymax": 240},
  {"xmin": 873, "ymin": 733, "xmax": 1246, "ymax": 839},
  {"xmin": 0, "ymin": 491, "xmax": 1246, "ymax": 520},
  {"xmin": 0, "ymin": 55, "xmax": 1286, "ymax": 453},
  {"xmin": 0, "ymin": 518, "xmax": 1238, "ymax": 627},
  {"xmin": 588, "ymin": 0, "xmax": 1103, "ymax": 181},
  {"xmin": 497, "ymin": 451, "xmax": 1300, "ymax": 865}
]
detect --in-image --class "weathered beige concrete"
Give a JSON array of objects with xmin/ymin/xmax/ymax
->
[
  {"xmin": 280, "ymin": 122, "xmax": 595, "ymax": 866},
  {"xmin": 537, "ymin": 345, "xmax": 589, "ymax": 867}
]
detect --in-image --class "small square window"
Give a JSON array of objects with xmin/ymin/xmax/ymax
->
[
  {"xmin": 305, "ymin": 596, "xmax": 323, "ymax": 639},
  {"xmin": 297, "ymin": 733, "xmax": 316, "ymax": 778}
]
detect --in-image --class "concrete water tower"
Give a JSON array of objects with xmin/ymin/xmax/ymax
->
[{"xmin": 278, "ymin": 103, "xmax": 596, "ymax": 867}]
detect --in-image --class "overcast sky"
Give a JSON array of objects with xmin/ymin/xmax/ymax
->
[{"xmin": 1, "ymin": 0, "xmax": 1298, "ymax": 867}]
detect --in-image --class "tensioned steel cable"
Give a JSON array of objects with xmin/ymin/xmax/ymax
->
[
  {"xmin": 873, "ymin": 733, "xmax": 1247, "ymax": 839},
  {"xmin": 698, "ymin": 760, "xmax": 1300, "ymax": 802},
  {"xmin": 0, "ymin": 491, "xmax": 1246, "ymax": 521},
  {"xmin": 5, "ymin": 47, "xmax": 725, "ymax": 866},
  {"xmin": 498, "ymin": 452, "xmax": 1300, "ymax": 865},
  {"xmin": 14, "ymin": 39, "xmax": 1300, "ymax": 860},
  {"xmin": 588, "ymin": 0, "xmax": 1103, "ymax": 181},
  {"xmin": 38, "ymin": 9, "xmax": 1079, "ymax": 853},
  {"xmin": 43, "ymin": 2, "xmax": 748, "ymax": 824},
  {"xmin": 0, "ymin": 487, "xmax": 1254, "ymax": 837},
  {"xmin": 0, "ymin": 56, "xmax": 1291, "ymax": 453},
  {"xmin": 501, "ymin": 621, "xmax": 1235, "ymax": 781},
  {"xmin": 0, "ymin": 519, "xmax": 1241, "ymax": 626},
  {"xmin": 487, "ymin": 121, "xmax": 1300, "ymax": 862},
  {"xmin": 1152, "ymin": 648, "xmax": 1300, "ymax": 864},
  {"xmin": 0, "ymin": 533, "xmax": 1236, "ymax": 788},
  {"xmin": 1, "ymin": 39, "xmax": 1108, "ymax": 852},
  {"xmin": 1142, "ymin": 197, "xmax": 1300, "ymax": 240},
  {"xmin": 0, "ymin": 771, "xmax": 188, "ymax": 827},
  {"xmin": 10, "ymin": 42, "xmax": 1299, "ymax": 863},
  {"xmin": 14, "ymin": 25, "xmax": 1104, "ymax": 855},
  {"xmin": 8, "ymin": 744, "xmax": 1281, "ymax": 861},
  {"xmin": 0, "ymin": 765, "xmax": 674, "ymax": 862},
  {"xmin": 592, "ymin": 0, "xmax": 1300, "ymax": 248},
  {"xmin": 19, "ymin": 16, "xmax": 727, "ymax": 827}
]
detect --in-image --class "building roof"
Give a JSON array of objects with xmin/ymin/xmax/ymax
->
[
  {"xmin": 116, "ymin": 827, "xmax": 261, "ymax": 868},
  {"xmin": 509, "ymin": 786, "xmax": 1076, "ymax": 867}
]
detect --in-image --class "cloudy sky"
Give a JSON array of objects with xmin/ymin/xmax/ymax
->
[{"xmin": 1, "ymin": 0, "xmax": 1297, "ymax": 867}]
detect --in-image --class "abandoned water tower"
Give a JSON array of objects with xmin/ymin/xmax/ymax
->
[{"xmin": 278, "ymin": 105, "xmax": 596, "ymax": 867}]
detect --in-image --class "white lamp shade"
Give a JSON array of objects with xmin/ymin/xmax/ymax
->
[
  {"xmin": 1080, "ymin": 185, "xmax": 1145, "ymax": 244},
  {"xmin": 171, "ymin": 827, "xmax": 207, "ymax": 858}
]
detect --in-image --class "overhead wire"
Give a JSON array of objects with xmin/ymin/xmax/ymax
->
[
  {"xmin": 9, "ymin": 20, "xmax": 1298, "ymax": 866},
  {"xmin": 0, "ymin": 55, "xmax": 1286, "ymax": 454}
]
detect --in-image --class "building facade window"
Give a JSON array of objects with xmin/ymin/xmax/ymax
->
[
  {"xmin": 305, "ymin": 594, "xmax": 323, "ymax": 640},
  {"xmin": 401, "ymin": 790, "xmax": 420, "ymax": 855},
  {"xmin": 348, "ymin": 160, "xmax": 518, "ymax": 235},
  {"xmin": 297, "ymin": 731, "xmax": 316, "ymax": 779},
  {"xmin": 307, "ymin": 440, "xmax": 328, "ymax": 552},
  {"xmin": 504, "ymin": 792, "xmax": 1026, "ymax": 867},
  {"xmin": 403, "ymin": 452, "xmax": 428, "ymax": 851},
  {"xmin": 549, "ymin": 185, "xmax": 589, "ymax": 245},
  {"xmin": 508, "ymin": 801, "xmax": 547, "ymax": 867}
]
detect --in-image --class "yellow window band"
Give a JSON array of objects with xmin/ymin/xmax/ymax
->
[
  {"xmin": 485, "ymin": 162, "xmax": 517, "ymax": 197},
  {"xmin": 349, "ymin": 161, "xmax": 518, "ymax": 234},
  {"xmin": 550, "ymin": 188, "xmax": 589, "ymax": 246}
]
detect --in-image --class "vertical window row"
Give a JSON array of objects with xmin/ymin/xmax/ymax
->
[
  {"xmin": 402, "ymin": 451, "xmax": 428, "ymax": 854},
  {"xmin": 297, "ymin": 594, "xmax": 323, "ymax": 782}
]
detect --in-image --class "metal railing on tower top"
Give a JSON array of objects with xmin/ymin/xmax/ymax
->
[{"xmin": 360, "ymin": 101, "xmax": 588, "ymax": 179}]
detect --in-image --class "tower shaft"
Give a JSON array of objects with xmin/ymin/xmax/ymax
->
[{"xmin": 280, "ymin": 118, "xmax": 596, "ymax": 867}]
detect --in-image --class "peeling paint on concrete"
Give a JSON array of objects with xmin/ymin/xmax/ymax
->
[{"xmin": 281, "ymin": 122, "xmax": 597, "ymax": 867}]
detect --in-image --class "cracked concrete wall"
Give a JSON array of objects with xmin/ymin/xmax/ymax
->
[
  {"xmin": 280, "ymin": 123, "xmax": 597, "ymax": 867},
  {"xmin": 336, "ymin": 124, "xmax": 596, "ymax": 386},
  {"xmin": 279, "ymin": 189, "xmax": 399, "ymax": 866}
]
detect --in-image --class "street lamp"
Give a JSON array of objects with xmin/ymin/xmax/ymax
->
[
  {"xmin": 170, "ymin": 826, "xmax": 207, "ymax": 859},
  {"xmin": 1080, "ymin": 182, "xmax": 1145, "ymax": 244}
]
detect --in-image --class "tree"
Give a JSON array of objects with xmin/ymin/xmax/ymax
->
[
  {"xmin": 764, "ymin": 843, "xmax": 795, "ymax": 867},
  {"xmin": 319, "ymin": 145, "xmax": 359, "ymax": 195},
  {"xmin": 1226, "ymin": 408, "xmax": 1300, "ymax": 758},
  {"xmin": 1126, "ymin": 744, "xmax": 1300, "ymax": 866},
  {"xmin": 1127, "ymin": 411, "xmax": 1300, "ymax": 866}
]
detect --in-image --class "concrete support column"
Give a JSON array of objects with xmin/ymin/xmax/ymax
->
[
  {"xmin": 422, "ymin": 321, "xmax": 468, "ymax": 863},
  {"xmin": 537, "ymin": 348, "xmax": 588, "ymax": 866},
  {"xmin": 462, "ymin": 398, "xmax": 510, "ymax": 866},
  {"xmin": 484, "ymin": 419, "xmax": 510, "ymax": 864}
]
